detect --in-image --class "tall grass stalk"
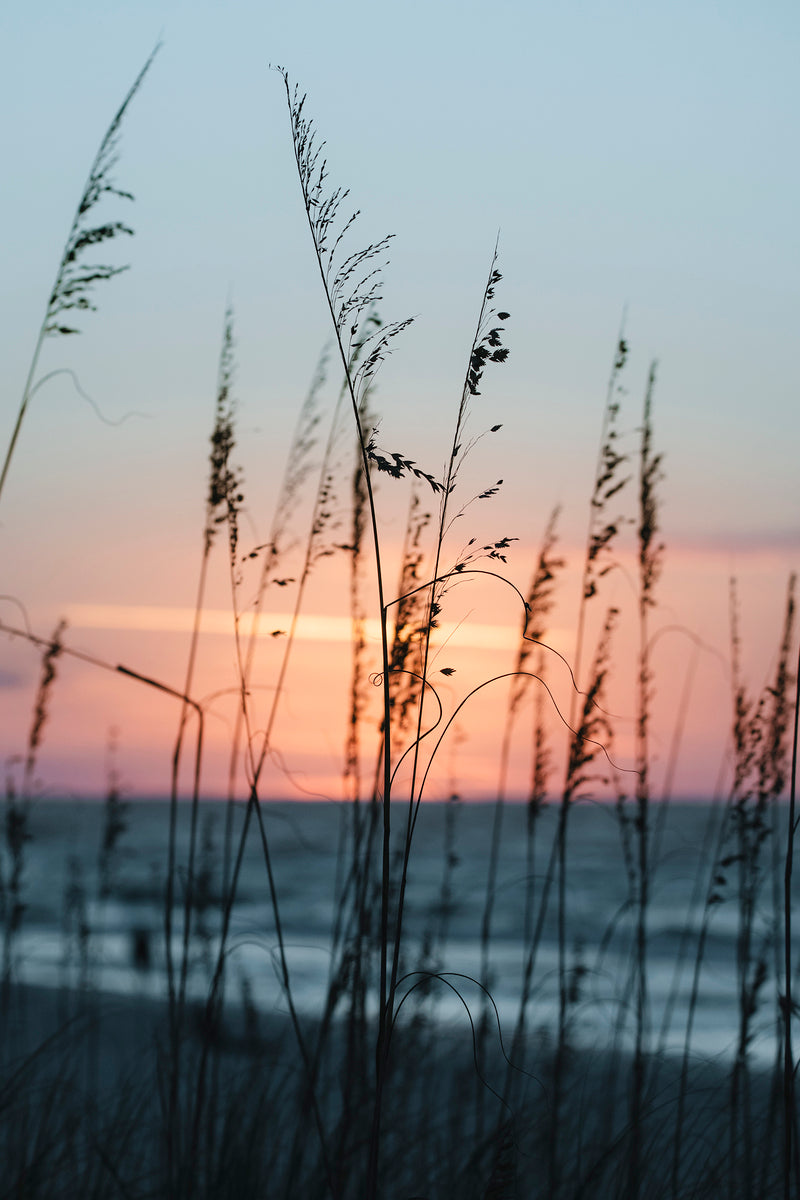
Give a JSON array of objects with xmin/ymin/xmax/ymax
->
[
  {"xmin": 325, "ymin": 485, "xmax": 432, "ymax": 1163},
  {"xmin": 549, "ymin": 331, "xmax": 630, "ymax": 1196},
  {"xmin": 196, "ymin": 275, "xmax": 398, "ymax": 1200},
  {"xmin": 266, "ymin": 350, "xmax": 389, "ymax": 1196},
  {"xmin": 328, "ymin": 392, "xmax": 377, "ymax": 1193},
  {"xmin": 190, "ymin": 343, "xmax": 350, "ymax": 1199},
  {"xmin": 668, "ymin": 752, "xmax": 750, "ymax": 1198},
  {"xmin": 161, "ymin": 306, "xmax": 243, "ymax": 1192},
  {"xmin": 220, "ymin": 346, "xmax": 323, "ymax": 896},
  {"xmin": 517, "ymin": 652, "xmax": 552, "ymax": 1014},
  {"xmin": 386, "ymin": 251, "xmax": 511, "ymax": 1082},
  {"xmin": 481, "ymin": 506, "xmax": 561, "ymax": 1007},
  {"xmin": 2, "ymin": 620, "xmax": 65, "ymax": 1015},
  {"xmin": 278, "ymin": 62, "xmax": 397, "ymax": 1051},
  {"xmin": 500, "ymin": 529, "xmax": 560, "ymax": 1111},
  {"xmin": 549, "ymin": 607, "xmax": 616, "ymax": 1198},
  {"xmin": 198, "ymin": 346, "xmax": 326, "ymax": 1160},
  {"xmin": 276, "ymin": 69, "xmax": 442, "ymax": 1195},
  {"xmin": 478, "ymin": 508, "xmax": 561, "ymax": 1124},
  {"xmin": 784, "ymin": 633, "xmax": 800, "ymax": 1199},
  {"xmin": 728, "ymin": 576, "xmax": 768, "ymax": 1200},
  {"xmin": 758, "ymin": 577, "xmax": 796, "ymax": 1193},
  {"xmin": 629, "ymin": 361, "xmax": 662, "ymax": 1198},
  {"xmin": 570, "ymin": 325, "xmax": 629, "ymax": 718},
  {"xmin": 0, "ymin": 47, "xmax": 158, "ymax": 509}
]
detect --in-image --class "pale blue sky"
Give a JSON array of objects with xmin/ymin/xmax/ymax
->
[
  {"xmin": 1, "ymin": 2, "xmax": 797, "ymax": 548},
  {"xmin": 0, "ymin": 1, "xmax": 797, "ymax": 796}
]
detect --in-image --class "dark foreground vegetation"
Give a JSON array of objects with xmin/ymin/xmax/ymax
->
[{"xmin": 1, "ymin": 51, "xmax": 798, "ymax": 1199}]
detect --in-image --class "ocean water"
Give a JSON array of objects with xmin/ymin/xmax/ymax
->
[{"xmin": 5, "ymin": 797, "xmax": 796, "ymax": 1067}]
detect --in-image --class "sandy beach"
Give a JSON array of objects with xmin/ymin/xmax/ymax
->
[{"xmin": 0, "ymin": 979, "xmax": 788, "ymax": 1198}]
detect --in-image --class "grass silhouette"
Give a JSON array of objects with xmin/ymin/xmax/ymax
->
[{"xmin": 0, "ymin": 63, "xmax": 798, "ymax": 1200}]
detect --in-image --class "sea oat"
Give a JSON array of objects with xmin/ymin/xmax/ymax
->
[{"xmin": 0, "ymin": 47, "xmax": 159, "ymax": 505}]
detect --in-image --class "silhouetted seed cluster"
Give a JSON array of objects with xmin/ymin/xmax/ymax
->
[
  {"xmin": 365, "ymin": 434, "xmax": 442, "ymax": 494},
  {"xmin": 716, "ymin": 577, "xmax": 797, "ymax": 908},
  {"xmin": 384, "ymin": 499, "xmax": 432, "ymax": 738},
  {"xmin": 243, "ymin": 349, "xmax": 325, "ymax": 587},
  {"xmin": 278, "ymin": 68, "xmax": 413, "ymax": 408},
  {"xmin": 528, "ymin": 669, "xmax": 552, "ymax": 816},
  {"xmin": 638, "ymin": 363, "xmax": 664, "ymax": 607},
  {"xmin": 757, "ymin": 577, "xmax": 796, "ymax": 803},
  {"xmin": 310, "ymin": 471, "xmax": 339, "ymax": 565},
  {"xmin": 451, "ymin": 533, "xmax": 519, "ymax": 576},
  {"xmin": 340, "ymin": 344, "xmax": 381, "ymax": 802},
  {"xmin": 585, "ymin": 337, "xmax": 630, "ymax": 600},
  {"xmin": 441, "ymin": 258, "xmax": 510, "ymax": 520},
  {"xmin": 44, "ymin": 50, "xmax": 157, "ymax": 337},
  {"xmin": 299, "ymin": 364, "xmax": 380, "ymax": 576},
  {"xmin": 24, "ymin": 620, "xmax": 66, "ymax": 792},
  {"xmin": 207, "ymin": 309, "xmax": 244, "ymax": 560},
  {"xmin": 705, "ymin": 574, "xmax": 794, "ymax": 1108},
  {"xmin": 466, "ymin": 284, "xmax": 510, "ymax": 399},
  {"xmin": 481, "ymin": 536, "xmax": 517, "ymax": 564},
  {"xmin": 699, "ymin": 575, "xmax": 799, "ymax": 1189},
  {"xmin": 565, "ymin": 608, "xmax": 617, "ymax": 800},
  {"xmin": 518, "ymin": 512, "xmax": 563, "ymax": 817},
  {"xmin": 515, "ymin": 508, "xmax": 563, "ymax": 684},
  {"xmin": 343, "ymin": 436, "xmax": 370, "ymax": 798},
  {"xmin": 266, "ymin": 355, "xmax": 325, "ymax": 554}
]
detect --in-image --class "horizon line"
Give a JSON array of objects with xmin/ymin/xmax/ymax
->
[{"xmin": 63, "ymin": 602, "xmax": 571, "ymax": 653}]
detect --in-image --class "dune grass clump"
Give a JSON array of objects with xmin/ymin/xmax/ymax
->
[{"xmin": 0, "ymin": 60, "xmax": 798, "ymax": 1200}]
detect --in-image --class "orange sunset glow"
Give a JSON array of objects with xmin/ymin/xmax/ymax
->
[
  {"xmin": 1, "ymin": 529, "xmax": 794, "ymax": 804},
  {"xmin": 1, "ymin": 8, "xmax": 797, "ymax": 812}
]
